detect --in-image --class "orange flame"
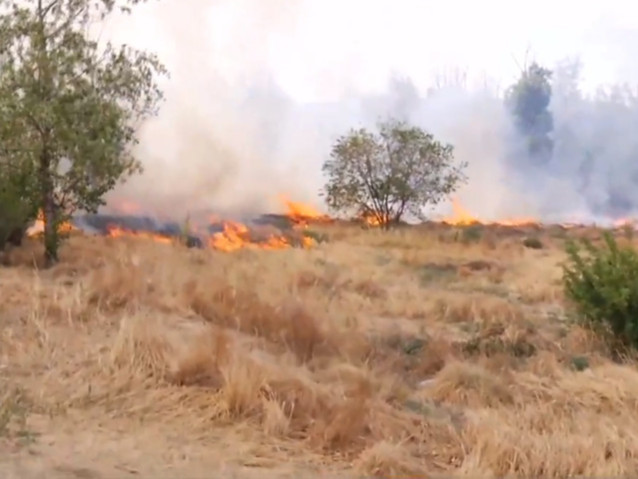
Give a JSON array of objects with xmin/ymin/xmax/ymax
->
[
  {"xmin": 23, "ymin": 202, "xmax": 319, "ymax": 252},
  {"xmin": 280, "ymin": 195, "xmax": 331, "ymax": 226},
  {"xmin": 207, "ymin": 221, "xmax": 293, "ymax": 252},
  {"xmin": 99, "ymin": 198, "xmax": 321, "ymax": 252},
  {"xmin": 361, "ymin": 211, "xmax": 384, "ymax": 226},
  {"xmin": 106, "ymin": 225, "xmax": 174, "ymax": 244},
  {"xmin": 444, "ymin": 198, "xmax": 480, "ymax": 225},
  {"xmin": 103, "ymin": 220, "xmax": 315, "ymax": 252},
  {"xmin": 443, "ymin": 198, "xmax": 538, "ymax": 226},
  {"xmin": 26, "ymin": 210, "xmax": 78, "ymax": 237}
]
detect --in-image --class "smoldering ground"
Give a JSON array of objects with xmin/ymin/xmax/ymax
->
[{"xmin": 98, "ymin": 0, "xmax": 638, "ymax": 224}]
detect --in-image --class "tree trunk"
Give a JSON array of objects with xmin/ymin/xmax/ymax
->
[{"xmin": 39, "ymin": 148, "xmax": 58, "ymax": 267}]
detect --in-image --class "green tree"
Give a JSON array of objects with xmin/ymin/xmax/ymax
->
[
  {"xmin": 506, "ymin": 62, "xmax": 554, "ymax": 163},
  {"xmin": 322, "ymin": 117, "xmax": 467, "ymax": 228},
  {"xmin": 0, "ymin": 0, "xmax": 167, "ymax": 265}
]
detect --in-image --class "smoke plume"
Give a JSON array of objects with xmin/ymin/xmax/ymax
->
[{"xmin": 100, "ymin": 0, "xmax": 638, "ymax": 224}]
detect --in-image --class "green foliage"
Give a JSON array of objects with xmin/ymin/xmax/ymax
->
[
  {"xmin": 522, "ymin": 236, "xmax": 544, "ymax": 249},
  {"xmin": 0, "ymin": 161, "xmax": 38, "ymax": 250},
  {"xmin": 457, "ymin": 224, "xmax": 483, "ymax": 244},
  {"xmin": 569, "ymin": 355, "xmax": 590, "ymax": 372},
  {"xmin": 322, "ymin": 117, "xmax": 467, "ymax": 229},
  {"xmin": 562, "ymin": 232, "xmax": 638, "ymax": 349},
  {"xmin": 0, "ymin": 0, "xmax": 167, "ymax": 265}
]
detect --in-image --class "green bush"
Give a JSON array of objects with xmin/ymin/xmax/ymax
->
[
  {"xmin": 523, "ymin": 236, "xmax": 544, "ymax": 249},
  {"xmin": 562, "ymin": 232, "xmax": 638, "ymax": 349},
  {"xmin": 454, "ymin": 224, "xmax": 483, "ymax": 244}
]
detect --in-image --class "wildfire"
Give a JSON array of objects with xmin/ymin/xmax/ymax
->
[
  {"xmin": 280, "ymin": 195, "xmax": 331, "ymax": 225},
  {"xmin": 98, "ymin": 197, "xmax": 324, "ymax": 252},
  {"xmin": 26, "ymin": 210, "xmax": 78, "ymax": 237},
  {"xmin": 443, "ymin": 198, "xmax": 538, "ymax": 226},
  {"xmin": 445, "ymin": 198, "xmax": 480, "ymax": 226},
  {"xmin": 22, "ymin": 196, "xmax": 638, "ymax": 253},
  {"xmin": 21, "ymin": 197, "xmax": 327, "ymax": 252},
  {"xmin": 207, "ymin": 221, "xmax": 292, "ymax": 252},
  {"xmin": 361, "ymin": 212, "xmax": 383, "ymax": 226},
  {"xmin": 26, "ymin": 195, "xmax": 585, "ymax": 253},
  {"xmin": 106, "ymin": 225, "xmax": 174, "ymax": 245}
]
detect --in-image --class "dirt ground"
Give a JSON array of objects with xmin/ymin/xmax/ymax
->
[{"xmin": 2, "ymin": 222, "xmax": 638, "ymax": 478}]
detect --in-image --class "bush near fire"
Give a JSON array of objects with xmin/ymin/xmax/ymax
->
[
  {"xmin": 0, "ymin": 0, "xmax": 167, "ymax": 265},
  {"xmin": 322, "ymin": 117, "xmax": 467, "ymax": 228}
]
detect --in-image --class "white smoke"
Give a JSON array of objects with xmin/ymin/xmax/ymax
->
[{"xmin": 97, "ymin": 0, "xmax": 638, "ymax": 223}]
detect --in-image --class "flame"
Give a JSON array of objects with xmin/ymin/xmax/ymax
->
[
  {"xmin": 106, "ymin": 225, "xmax": 174, "ymax": 244},
  {"xmin": 26, "ymin": 210, "xmax": 78, "ymax": 237},
  {"xmin": 361, "ymin": 211, "xmax": 383, "ymax": 226},
  {"xmin": 206, "ymin": 221, "xmax": 290, "ymax": 252},
  {"xmin": 22, "ymin": 201, "xmax": 319, "ymax": 252},
  {"xmin": 443, "ymin": 198, "xmax": 538, "ymax": 226},
  {"xmin": 102, "ymin": 208, "xmax": 317, "ymax": 252},
  {"xmin": 280, "ymin": 195, "xmax": 331, "ymax": 225},
  {"xmin": 444, "ymin": 198, "xmax": 480, "ymax": 226}
]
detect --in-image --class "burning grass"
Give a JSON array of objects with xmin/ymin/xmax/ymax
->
[{"xmin": 2, "ymin": 220, "xmax": 638, "ymax": 477}]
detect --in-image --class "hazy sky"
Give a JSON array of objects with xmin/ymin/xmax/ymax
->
[
  {"xmin": 209, "ymin": 0, "xmax": 638, "ymax": 101},
  {"xmin": 118, "ymin": 0, "xmax": 638, "ymax": 102}
]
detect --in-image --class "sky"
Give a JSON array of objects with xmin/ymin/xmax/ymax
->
[{"xmin": 102, "ymin": 0, "xmax": 638, "ymax": 220}]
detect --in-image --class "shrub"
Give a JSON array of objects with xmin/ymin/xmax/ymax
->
[
  {"xmin": 523, "ymin": 236, "xmax": 543, "ymax": 249},
  {"xmin": 459, "ymin": 224, "xmax": 483, "ymax": 243},
  {"xmin": 0, "ymin": 172, "xmax": 37, "ymax": 251},
  {"xmin": 562, "ymin": 232, "xmax": 638, "ymax": 350}
]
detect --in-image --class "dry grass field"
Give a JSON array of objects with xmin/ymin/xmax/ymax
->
[{"xmin": 1, "ymin": 220, "xmax": 638, "ymax": 478}]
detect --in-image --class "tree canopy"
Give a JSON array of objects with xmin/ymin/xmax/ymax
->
[
  {"xmin": 0, "ymin": 0, "xmax": 166, "ymax": 264},
  {"xmin": 506, "ymin": 62, "xmax": 554, "ymax": 164},
  {"xmin": 322, "ymin": 118, "xmax": 467, "ymax": 228}
]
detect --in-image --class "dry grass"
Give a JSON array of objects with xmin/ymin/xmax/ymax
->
[{"xmin": 1, "ymin": 222, "xmax": 637, "ymax": 477}]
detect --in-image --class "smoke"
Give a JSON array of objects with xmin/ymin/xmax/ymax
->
[
  {"xmin": 548, "ymin": 58, "xmax": 638, "ymax": 221},
  {"xmin": 98, "ymin": 0, "xmax": 638, "ymax": 223}
]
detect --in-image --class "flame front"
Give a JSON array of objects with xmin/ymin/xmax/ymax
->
[
  {"xmin": 26, "ymin": 195, "xmax": 593, "ymax": 253},
  {"xmin": 281, "ymin": 195, "xmax": 331, "ymax": 226},
  {"xmin": 27, "ymin": 210, "xmax": 78, "ymax": 237},
  {"xmin": 207, "ymin": 221, "xmax": 292, "ymax": 252},
  {"xmin": 444, "ymin": 198, "xmax": 480, "ymax": 225},
  {"xmin": 98, "ymin": 197, "xmax": 324, "ymax": 252},
  {"xmin": 443, "ymin": 198, "xmax": 538, "ymax": 226},
  {"xmin": 361, "ymin": 211, "xmax": 383, "ymax": 226},
  {"xmin": 106, "ymin": 225, "xmax": 174, "ymax": 244}
]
